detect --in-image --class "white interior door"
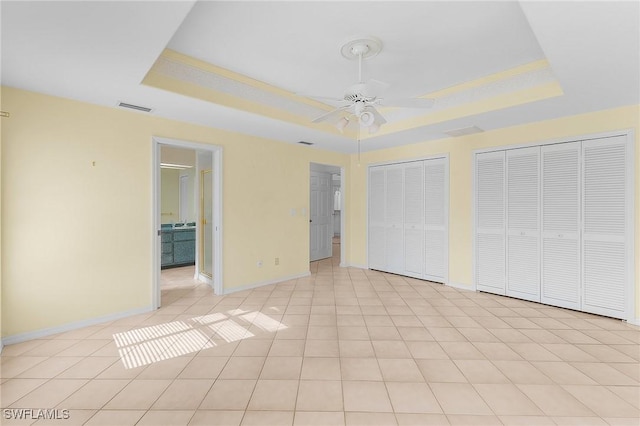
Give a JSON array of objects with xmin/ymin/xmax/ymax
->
[
  {"xmin": 476, "ymin": 151, "xmax": 506, "ymax": 295},
  {"xmin": 368, "ymin": 167, "xmax": 386, "ymax": 270},
  {"xmin": 385, "ymin": 165, "xmax": 404, "ymax": 274},
  {"xmin": 581, "ymin": 136, "xmax": 628, "ymax": 319},
  {"xmin": 506, "ymin": 147, "xmax": 540, "ymax": 301},
  {"xmin": 310, "ymin": 171, "xmax": 332, "ymax": 261},
  {"xmin": 403, "ymin": 162, "xmax": 424, "ymax": 278},
  {"xmin": 541, "ymin": 142, "xmax": 581, "ymax": 310},
  {"xmin": 424, "ymin": 158, "xmax": 448, "ymax": 283}
]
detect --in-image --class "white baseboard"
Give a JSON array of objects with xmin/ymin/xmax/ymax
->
[
  {"xmin": 341, "ymin": 263, "xmax": 368, "ymax": 269},
  {"xmin": 626, "ymin": 317, "xmax": 640, "ymax": 327},
  {"xmin": 447, "ymin": 281, "xmax": 475, "ymax": 292},
  {"xmin": 222, "ymin": 272, "xmax": 311, "ymax": 295},
  {"xmin": 198, "ymin": 273, "xmax": 213, "ymax": 285},
  {"xmin": 1, "ymin": 304, "xmax": 154, "ymax": 346}
]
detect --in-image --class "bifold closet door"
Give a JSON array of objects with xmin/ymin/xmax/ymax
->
[
  {"xmin": 385, "ymin": 165, "xmax": 404, "ymax": 274},
  {"xmin": 541, "ymin": 142, "xmax": 581, "ymax": 310},
  {"xmin": 476, "ymin": 151, "xmax": 506, "ymax": 295},
  {"xmin": 581, "ymin": 136, "xmax": 628, "ymax": 319},
  {"xmin": 368, "ymin": 167, "xmax": 386, "ymax": 270},
  {"xmin": 424, "ymin": 158, "xmax": 448, "ymax": 283},
  {"xmin": 403, "ymin": 162, "xmax": 424, "ymax": 278},
  {"xmin": 506, "ymin": 147, "xmax": 540, "ymax": 301}
]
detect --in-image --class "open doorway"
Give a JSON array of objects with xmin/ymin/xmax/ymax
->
[
  {"xmin": 309, "ymin": 163, "xmax": 345, "ymax": 266},
  {"xmin": 152, "ymin": 137, "xmax": 223, "ymax": 309}
]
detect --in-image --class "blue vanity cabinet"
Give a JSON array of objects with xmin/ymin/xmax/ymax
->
[{"xmin": 161, "ymin": 227, "xmax": 196, "ymax": 268}]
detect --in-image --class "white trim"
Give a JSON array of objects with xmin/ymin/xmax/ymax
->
[
  {"xmin": 222, "ymin": 272, "xmax": 311, "ymax": 295},
  {"xmin": 1, "ymin": 305, "xmax": 154, "ymax": 346},
  {"xmin": 340, "ymin": 167, "xmax": 346, "ymax": 268},
  {"xmin": 341, "ymin": 263, "xmax": 368, "ymax": 269},
  {"xmin": 198, "ymin": 273, "xmax": 213, "ymax": 285},
  {"xmin": 472, "ymin": 129, "xmax": 634, "ymax": 155},
  {"xmin": 623, "ymin": 131, "xmax": 635, "ymax": 323},
  {"xmin": 625, "ymin": 318, "xmax": 640, "ymax": 327},
  {"xmin": 368, "ymin": 153, "xmax": 449, "ymax": 168},
  {"xmin": 446, "ymin": 281, "xmax": 474, "ymax": 291}
]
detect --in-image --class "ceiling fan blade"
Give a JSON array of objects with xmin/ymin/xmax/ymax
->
[
  {"xmin": 368, "ymin": 106, "xmax": 387, "ymax": 125},
  {"xmin": 379, "ymin": 97, "xmax": 435, "ymax": 108},
  {"xmin": 297, "ymin": 93, "xmax": 344, "ymax": 103},
  {"xmin": 311, "ymin": 105, "xmax": 350, "ymax": 123}
]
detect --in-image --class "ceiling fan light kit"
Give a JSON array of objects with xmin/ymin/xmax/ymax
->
[{"xmin": 309, "ymin": 35, "xmax": 434, "ymax": 137}]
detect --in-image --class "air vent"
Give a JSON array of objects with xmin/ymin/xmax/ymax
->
[
  {"xmin": 297, "ymin": 141, "xmax": 314, "ymax": 146},
  {"xmin": 118, "ymin": 102, "xmax": 152, "ymax": 113},
  {"xmin": 444, "ymin": 125, "xmax": 484, "ymax": 138}
]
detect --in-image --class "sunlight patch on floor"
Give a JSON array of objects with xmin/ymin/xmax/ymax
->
[{"xmin": 113, "ymin": 309, "xmax": 287, "ymax": 368}]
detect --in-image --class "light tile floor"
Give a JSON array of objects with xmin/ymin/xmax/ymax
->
[
  {"xmin": 1, "ymin": 243, "xmax": 639, "ymax": 425},
  {"xmin": 161, "ymin": 266, "xmax": 200, "ymax": 290}
]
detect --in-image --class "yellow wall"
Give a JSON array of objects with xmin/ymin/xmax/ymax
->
[
  {"xmin": 1, "ymin": 86, "xmax": 348, "ymax": 338},
  {"xmin": 347, "ymin": 104, "xmax": 640, "ymax": 317}
]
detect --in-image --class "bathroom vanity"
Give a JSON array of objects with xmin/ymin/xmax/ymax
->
[{"xmin": 161, "ymin": 225, "xmax": 196, "ymax": 269}]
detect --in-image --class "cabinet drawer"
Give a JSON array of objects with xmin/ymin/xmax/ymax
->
[
  {"xmin": 173, "ymin": 230, "xmax": 195, "ymax": 241},
  {"xmin": 162, "ymin": 242, "xmax": 173, "ymax": 254},
  {"xmin": 161, "ymin": 232, "xmax": 173, "ymax": 243}
]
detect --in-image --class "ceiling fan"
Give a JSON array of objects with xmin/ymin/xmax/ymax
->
[{"xmin": 305, "ymin": 36, "xmax": 435, "ymax": 134}]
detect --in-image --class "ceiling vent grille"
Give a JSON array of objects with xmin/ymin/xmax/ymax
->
[
  {"xmin": 118, "ymin": 102, "xmax": 152, "ymax": 113},
  {"xmin": 297, "ymin": 141, "xmax": 314, "ymax": 146},
  {"xmin": 444, "ymin": 125, "xmax": 484, "ymax": 137}
]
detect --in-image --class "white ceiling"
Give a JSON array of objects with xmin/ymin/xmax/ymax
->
[{"xmin": 2, "ymin": 1, "xmax": 638, "ymax": 154}]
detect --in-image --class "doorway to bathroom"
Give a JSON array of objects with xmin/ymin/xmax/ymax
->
[{"xmin": 152, "ymin": 137, "xmax": 223, "ymax": 309}]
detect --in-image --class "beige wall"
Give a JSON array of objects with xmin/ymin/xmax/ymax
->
[
  {"xmin": 347, "ymin": 104, "xmax": 640, "ymax": 318},
  {"xmin": 1, "ymin": 87, "xmax": 348, "ymax": 338}
]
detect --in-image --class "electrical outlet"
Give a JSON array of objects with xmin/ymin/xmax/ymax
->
[
  {"xmin": 257, "ymin": 260, "xmax": 263, "ymax": 267},
  {"xmin": 275, "ymin": 257, "xmax": 280, "ymax": 266}
]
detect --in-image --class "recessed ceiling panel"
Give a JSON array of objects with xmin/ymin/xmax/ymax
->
[{"xmin": 167, "ymin": 1, "xmax": 546, "ymax": 99}]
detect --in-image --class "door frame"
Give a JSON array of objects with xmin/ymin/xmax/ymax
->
[
  {"xmin": 309, "ymin": 162, "xmax": 346, "ymax": 267},
  {"xmin": 152, "ymin": 136, "xmax": 223, "ymax": 308}
]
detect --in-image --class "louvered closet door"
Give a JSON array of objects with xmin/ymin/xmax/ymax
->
[
  {"xmin": 581, "ymin": 136, "xmax": 628, "ymax": 319},
  {"xmin": 506, "ymin": 147, "xmax": 540, "ymax": 301},
  {"xmin": 541, "ymin": 142, "xmax": 581, "ymax": 310},
  {"xmin": 385, "ymin": 165, "xmax": 405, "ymax": 274},
  {"xmin": 368, "ymin": 167, "xmax": 386, "ymax": 270},
  {"xmin": 476, "ymin": 151, "xmax": 506, "ymax": 295},
  {"xmin": 424, "ymin": 158, "xmax": 448, "ymax": 283},
  {"xmin": 403, "ymin": 162, "xmax": 424, "ymax": 278}
]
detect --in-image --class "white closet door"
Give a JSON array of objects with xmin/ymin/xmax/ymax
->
[
  {"xmin": 424, "ymin": 158, "xmax": 448, "ymax": 283},
  {"xmin": 506, "ymin": 147, "xmax": 540, "ymax": 301},
  {"xmin": 476, "ymin": 151, "xmax": 506, "ymax": 295},
  {"xmin": 403, "ymin": 162, "xmax": 424, "ymax": 278},
  {"xmin": 541, "ymin": 142, "xmax": 581, "ymax": 310},
  {"xmin": 581, "ymin": 136, "xmax": 628, "ymax": 319},
  {"xmin": 368, "ymin": 167, "xmax": 386, "ymax": 270},
  {"xmin": 385, "ymin": 165, "xmax": 404, "ymax": 274}
]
